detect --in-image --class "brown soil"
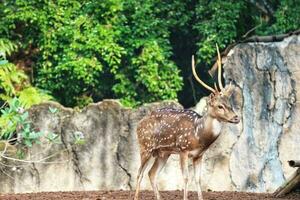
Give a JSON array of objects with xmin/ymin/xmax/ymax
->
[{"xmin": 1, "ymin": 190, "xmax": 299, "ymax": 200}]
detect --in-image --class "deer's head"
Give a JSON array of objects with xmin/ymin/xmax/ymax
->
[
  {"xmin": 207, "ymin": 84, "xmax": 240, "ymax": 123},
  {"xmin": 192, "ymin": 45, "xmax": 240, "ymax": 124}
]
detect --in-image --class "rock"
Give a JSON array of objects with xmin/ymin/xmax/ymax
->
[{"xmin": 202, "ymin": 35, "xmax": 299, "ymax": 193}]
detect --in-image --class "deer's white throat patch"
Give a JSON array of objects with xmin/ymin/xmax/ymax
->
[{"xmin": 212, "ymin": 119, "xmax": 222, "ymax": 137}]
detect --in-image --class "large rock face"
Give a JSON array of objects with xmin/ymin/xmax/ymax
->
[
  {"xmin": 0, "ymin": 35, "xmax": 300, "ymax": 193},
  {"xmin": 0, "ymin": 100, "xmax": 184, "ymax": 193},
  {"xmin": 201, "ymin": 35, "xmax": 299, "ymax": 193}
]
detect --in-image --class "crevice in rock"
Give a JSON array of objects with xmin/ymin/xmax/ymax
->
[
  {"xmin": 70, "ymin": 146, "xmax": 90, "ymax": 185},
  {"xmin": 31, "ymin": 163, "xmax": 40, "ymax": 189},
  {"xmin": 116, "ymin": 149, "xmax": 132, "ymax": 190},
  {"xmin": 116, "ymin": 111, "xmax": 133, "ymax": 190},
  {"xmin": 60, "ymin": 116, "xmax": 89, "ymax": 186}
]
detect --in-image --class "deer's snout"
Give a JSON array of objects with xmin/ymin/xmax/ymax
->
[{"xmin": 230, "ymin": 114, "xmax": 240, "ymax": 124}]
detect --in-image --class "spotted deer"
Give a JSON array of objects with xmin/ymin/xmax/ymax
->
[{"xmin": 134, "ymin": 45, "xmax": 240, "ymax": 200}]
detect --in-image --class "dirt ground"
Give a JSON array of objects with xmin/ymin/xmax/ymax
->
[{"xmin": 1, "ymin": 190, "xmax": 300, "ymax": 200}]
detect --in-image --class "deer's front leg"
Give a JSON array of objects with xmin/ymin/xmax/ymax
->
[
  {"xmin": 180, "ymin": 152, "xmax": 189, "ymax": 200},
  {"xmin": 193, "ymin": 156, "xmax": 203, "ymax": 200}
]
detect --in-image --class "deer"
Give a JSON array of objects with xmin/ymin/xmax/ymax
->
[{"xmin": 134, "ymin": 45, "xmax": 240, "ymax": 200}]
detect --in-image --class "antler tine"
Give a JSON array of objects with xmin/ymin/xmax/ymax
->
[
  {"xmin": 192, "ymin": 55, "xmax": 216, "ymax": 94},
  {"xmin": 216, "ymin": 44, "xmax": 225, "ymax": 91},
  {"xmin": 214, "ymin": 83, "xmax": 219, "ymax": 93}
]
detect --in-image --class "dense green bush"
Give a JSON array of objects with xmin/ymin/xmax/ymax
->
[
  {"xmin": 0, "ymin": 38, "xmax": 51, "ymax": 105},
  {"xmin": 0, "ymin": 38, "xmax": 51, "ymax": 143},
  {"xmin": 271, "ymin": 0, "xmax": 300, "ymax": 33},
  {"xmin": 194, "ymin": 1, "xmax": 245, "ymax": 62},
  {"xmin": 0, "ymin": 0, "xmax": 299, "ymax": 107},
  {"xmin": 0, "ymin": 0, "xmax": 183, "ymax": 107}
]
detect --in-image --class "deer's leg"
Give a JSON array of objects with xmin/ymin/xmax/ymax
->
[
  {"xmin": 193, "ymin": 156, "xmax": 203, "ymax": 200},
  {"xmin": 148, "ymin": 154, "xmax": 170, "ymax": 200},
  {"xmin": 134, "ymin": 152, "xmax": 152, "ymax": 200},
  {"xmin": 180, "ymin": 152, "xmax": 189, "ymax": 200}
]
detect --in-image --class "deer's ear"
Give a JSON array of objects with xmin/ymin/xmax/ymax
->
[{"xmin": 208, "ymin": 93, "xmax": 215, "ymax": 105}]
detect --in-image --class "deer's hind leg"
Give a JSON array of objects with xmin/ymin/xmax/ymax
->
[
  {"xmin": 134, "ymin": 151, "xmax": 153, "ymax": 200},
  {"xmin": 148, "ymin": 154, "xmax": 170, "ymax": 200},
  {"xmin": 180, "ymin": 152, "xmax": 189, "ymax": 200}
]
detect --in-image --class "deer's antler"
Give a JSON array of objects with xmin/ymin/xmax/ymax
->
[
  {"xmin": 216, "ymin": 44, "xmax": 224, "ymax": 91},
  {"xmin": 191, "ymin": 55, "xmax": 216, "ymax": 94}
]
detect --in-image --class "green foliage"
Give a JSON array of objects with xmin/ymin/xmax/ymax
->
[
  {"xmin": 194, "ymin": 1, "xmax": 245, "ymax": 63},
  {"xmin": 0, "ymin": 39, "xmax": 27, "ymax": 100},
  {"xmin": 35, "ymin": 2, "xmax": 126, "ymax": 105},
  {"xmin": 0, "ymin": 37, "xmax": 52, "ymax": 149},
  {"xmin": 74, "ymin": 95, "xmax": 94, "ymax": 109},
  {"xmin": 271, "ymin": 0, "xmax": 300, "ymax": 33},
  {"xmin": 0, "ymin": 0, "xmax": 183, "ymax": 107},
  {"xmin": 0, "ymin": 59, "xmax": 51, "ymax": 106},
  {"xmin": 132, "ymin": 41, "xmax": 182, "ymax": 101},
  {"xmin": 0, "ymin": 0, "xmax": 299, "ymax": 108},
  {"xmin": 0, "ymin": 98, "xmax": 42, "ymax": 146},
  {"xmin": 193, "ymin": 0, "xmax": 300, "ymax": 64},
  {"xmin": 48, "ymin": 107, "xmax": 58, "ymax": 114},
  {"xmin": 0, "ymin": 62, "xmax": 27, "ymax": 100},
  {"xmin": 45, "ymin": 132, "xmax": 61, "ymax": 144},
  {"xmin": 0, "ymin": 37, "xmax": 51, "ymax": 106},
  {"xmin": 0, "ymin": 39, "xmax": 17, "ymax": 59},
  {"xmin": 18, "ymin": 87, "xmax": 52, "ymax": 109},
  {"xmin": 0, "ymin": 98, "xmax": 63, "ymax": 148},
  {"xmin": 74, "ymin": 131, "xmax": 85, "ymax": 145}
]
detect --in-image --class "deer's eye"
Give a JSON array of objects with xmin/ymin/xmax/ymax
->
[{"xmin": 218, "ymin": 105, "xmax": 224, "ymax": 110}]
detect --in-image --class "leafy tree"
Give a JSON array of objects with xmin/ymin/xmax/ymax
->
[
  {"xmin": 194, "ymin": 1, "xmax": 246, "ymax": 62},
  {"xmin": 0, "ymin": 0, "xmax": 299, "ymax": 108},
  {"xmin": 0, "ymin": 38, "xmax": 51, "ymax": 145},
  {"xmin": 0, "ymin": 0, "xmax": 183, "ymax": 107},
  {"xmin": 270, "ymin": 0, "xmax": 300, "ymax": 33},
  {"xmin": 0, "ymin": 38, "xmax": 51, "ymax": 106}
]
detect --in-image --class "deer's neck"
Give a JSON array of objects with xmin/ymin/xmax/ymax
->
[{"xmin": 200, "ymin": 114, "xmax": 223, "ymax": 138}]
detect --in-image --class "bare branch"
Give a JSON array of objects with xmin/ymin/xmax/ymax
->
[
  {"xmin": 0, "ymin": 146, "xmax": 69, "ymax": 164},
  {"xmin": 242, "ymin": 23, "xmax": 262, "ymax": 38}
]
